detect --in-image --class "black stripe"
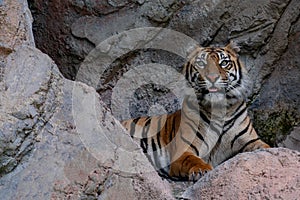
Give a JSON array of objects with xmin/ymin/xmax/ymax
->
[
  {"xmin": 238, "ymin": 138, "xmax": 260, "ymax": 153},
  {"xmin": 215, "ymin": 48, "xmax": 224, "ymax": 53},
  {"xmin": 140, "ymin": 139, "xmax": 148, "ymax": 153},
  {"xmin": 185, "ymin": 121, "xmax": 209, "ymax": 151},
  {"xmin": 165, "ymin": 116, "xmax": 170, "ymax": 143},
  {"xmin": 151, "ymin": 138, "xmax": 157, "ymax": 151},
  {"xmin": 143, "ymin": 117, "xmax": 151, "ymax": 138},
  {"xmin": 130, "ymin": 117, "xmax": 140, "ymax": 137},
  {"xmin": 223, "ymin": 120, "xmax": 235, "ymax": 134},
  {"xmin": 224, "ymin": 103, "xmax": 246, "ymax": 127},
  {"xmin": 191, "ymin": 73, "xmax": 198, "ymax": 82},
  {"xmin": 231, "ymin": 121, "xmax": 251, "ymax": 148},
  {"xmin": 237, "ymin": 59, "xmax": 242, "ymax": 81},
  {"xmin": 199, "ymin": 110, "xmax": 210, "ymax": 125},
  {"xmin": 225, "ymin": 94, "xmax": 236, "ymax": 99},
  {"xmin": 230, "ymin": 60, "xmax": 241, "ymax": 86},
  {"xmin": 140, "ymin": 117, "xmax": 151, "ymax": 153},
  {"xmin": 196, "ymin": 130, "xmax": 209, "ymax": 151},
  {"xmin": 199, "ymin": 107, "xmax": 222, "ymax": 133},
  {"xmin": 182, "ymin": 155, "xmax": 191, "ymax": 167},
  {"xmin": 217, "ymin": 103, "xmax": 246, "ymax": 144},
  {"xmin": 158, "ymin": 168, "xmax": 173, "ymax": 179},
  {"xmin": 180, "ymin": 133, "xmax": 199, "ymax": 156},
  {"xmin": 188, "ymin": 63, "xmax": 193, "ymax": 81},
  {"xmin": 171, "ymin": 116, "xmax": 177, "ymax": 141},
  {"xmin": 207, "ymin": 123, "xmax": 221, "ymax": 135},
  {"xmin": 229, "ymin": 72, "xmax": 236, "ymax": 80},
  {"xmin": 185, "ymin": 64, "xmax": 189, "ymax": 80},
  {"xmin": 151, "ymin": 138, "xmax": 161, "ymax": 170},
  {"xmin": 156, "ymin": 117, "xmax": 162, "ymax": 150}
]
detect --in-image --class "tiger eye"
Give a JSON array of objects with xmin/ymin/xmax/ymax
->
[
  {"xmin": 195, "ymin": 60, "xmax": 206, "ymax": 68},
  {"xmin": 220, "ymin": 60, "xmax": 230, "ymax": 68}
]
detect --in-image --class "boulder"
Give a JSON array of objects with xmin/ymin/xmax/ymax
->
[
  {"xmin": 0, "ymin": 48, "xmax": 174, "ymax": 199},
  {"xmin": 0, "ymin": 1, "xmax": 174, "ymax": 199},
  {"xmin": 181, "ymin": 148, "xmax": 300, "ymax": 200}
]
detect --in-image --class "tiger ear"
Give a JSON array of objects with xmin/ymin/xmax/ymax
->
[{"xmin": 225, "ymin": 40, "xmax": 240, "ymax": 54}]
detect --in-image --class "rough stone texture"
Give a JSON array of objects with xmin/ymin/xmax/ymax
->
[
  {"xmin": 0, "ymin": 41, "xmax": 172, "ymax": 199},
  {"xmin": 28, "ymin": 0, "xmax": 300, "ymax": 147},
  {"xmin": 181, "ymin": 148, "xmax": 300, "ymax": 200},
  {"xmin": 0, "ymin": 0, "xmax": 34, "ymax": 51},
  {"xmin": 0, "ymin": 53, "xmax": 172, "ymax": 199},
  {"xmin": 1, "ymin": 0, "xmax": 300, "ymax": 199},
  {"xmin": 278, "ymin": 126, "xmax": 300, "ymax": 152},
  {"xmin": 0, "ymin": 46, "xmax": 62, "ymax": 177},
  {"xmin": 0, "ymin": 0, "xmax": 34, "ymax": 84},
  {"xmin": 0, "ymin": 1, "xmax": 174, "ymax": 199},
  {"xmin": 28, "ymin": 0, "xmax": 186, "ymax": 80},
  {"xmin": 0, "ymin": 0, "xmax": 60, "ymax": 178}
]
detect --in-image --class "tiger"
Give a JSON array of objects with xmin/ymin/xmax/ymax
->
[{"xmin": 121, "ymin": 41, "xmax": 270, "ymax": 181}]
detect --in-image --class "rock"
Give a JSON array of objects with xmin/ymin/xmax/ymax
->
[
  {"xmin": 0, "ymin": 0, "xmax": 35, "ymax": 92},
  {"xmin": 278, "ymin": 126, "xmax": 300, "ymax": 152},
  {"xmin": 0, "ymin": 1, "xmax": 174, "ymax": 199},
  {"xmin": 181, "ymin": 148, "xmax": 300, "ymax": 200},
  {"xmin": 0, "ymin": 46, "xmax": 62, "ymax": 177},
  {"xmin": 0, "ymin": 0, "xmax": 34, "ymax": 52},
  {"xmin": 250, "ymin": 6, "xmax": 300, "ymax": 146},
  {"xmin": 28, "ymin": 0, "xmax": 300, "ymax": 148},
  {"xmin": 1, "ymin": 0, "xmax": 300, "ymax": 198},
  {"xmin": 1, "ymin": 68, "xmax": 174, "ymax": 199},
  {"xmin": 28, "ymin": 0, "xmax": 184, "ymax": 80}
]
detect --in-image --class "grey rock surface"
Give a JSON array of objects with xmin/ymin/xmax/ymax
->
[
  {"xmin": 0, "ymin": 0, "xmax": 35, "ymax": 86},
  {"xmin": 0, "ymin": 1, "xmax": 174, "ymax": 199},
  {"xmin": 0, "ymin": 0, "xmax": 34, "ymax": 51},
  {"xmin": 1, "ymin": 0, "xmax": 300, "ymax": 199},
  {"xmin": 1, "ymin": 64, "xmax": 174, "ymax": 199},
  {"xmin": 0, "ymin": 46, "xmax": 62, "ymax": 177},
  {"xmin": 278, "ymin": 126, "xmax": 300, "ymax": 151},
  {"xmin": 181, "ymin": 148, "xmax": 300, "ymax": 200},
  {"xmin": 28, "ymin": 0, "xmax": 300, "ymax": 147}
]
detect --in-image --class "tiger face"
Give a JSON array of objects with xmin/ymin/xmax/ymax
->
[{"xmin": 184, "ymin": 41, "xmax": 249, "ymax": 104}]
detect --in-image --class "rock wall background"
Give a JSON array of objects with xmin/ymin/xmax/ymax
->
[
  {"xmin": 28, "ymin": 0, "xmax": 300, "ymax": 148},
  {"xmin": 0, "ymin": 0, "xmax": 299, "ymax": 199}
]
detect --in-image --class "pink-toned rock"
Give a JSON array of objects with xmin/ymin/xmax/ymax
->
[
  {"xmin": 181, "ymin": 148, "xmax": 300, "ymax": 200},
  {"xmin": 0, "ymin": 0, "xmax": 34, "ymax": 52}
]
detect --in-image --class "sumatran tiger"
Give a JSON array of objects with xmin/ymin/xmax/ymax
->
[{"xmin": 121, "ymin": 41, "xmax": 270, "ymax": 181}]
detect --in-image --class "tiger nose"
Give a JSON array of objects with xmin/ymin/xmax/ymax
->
[{"xmin": 206, "ymin": 73, "xmax": 220, "ymax": 82}]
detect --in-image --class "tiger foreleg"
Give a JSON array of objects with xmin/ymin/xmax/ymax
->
[
  {"xmin": 169, "ymin": 152, "xmax": 212, "ymax": 182},
  {"xmin": 241, "ymin": 139, "xmax": 270, "ymax": 152}
]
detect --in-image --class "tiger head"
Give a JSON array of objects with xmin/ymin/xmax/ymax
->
[{"xmin": 184, "ymin": 41, "xmax": 251, "ymax": 104}]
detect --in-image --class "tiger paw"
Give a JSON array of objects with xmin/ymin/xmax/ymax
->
[
  {"xmin": 188, "ymin": 164, "xmax": 212, "ymax": 182},
  {"xmin": 169, "ymin": 152, "xmax": 213, "ymax": 181}
]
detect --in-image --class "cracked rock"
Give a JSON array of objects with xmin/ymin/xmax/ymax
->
[{"xmin": 181, "ymin": 148, "xmax": 300, "ymax": 200}]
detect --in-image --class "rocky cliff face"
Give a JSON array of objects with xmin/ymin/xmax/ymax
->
[
  {"xmin": 0, "ymin": 1, "xmax": 174, "ymax": 199},
  {"xmin": 0, "ymin": 0, "xmax": 299, "ymax": 199},
  {"xmin": 28, "ymin": 0, "xmax": 300, "ymax": 148}
]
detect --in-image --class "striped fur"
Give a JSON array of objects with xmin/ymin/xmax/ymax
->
[{"xmin": 121, "ymin": 41, "xmax": 269, "ymax": 181}]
